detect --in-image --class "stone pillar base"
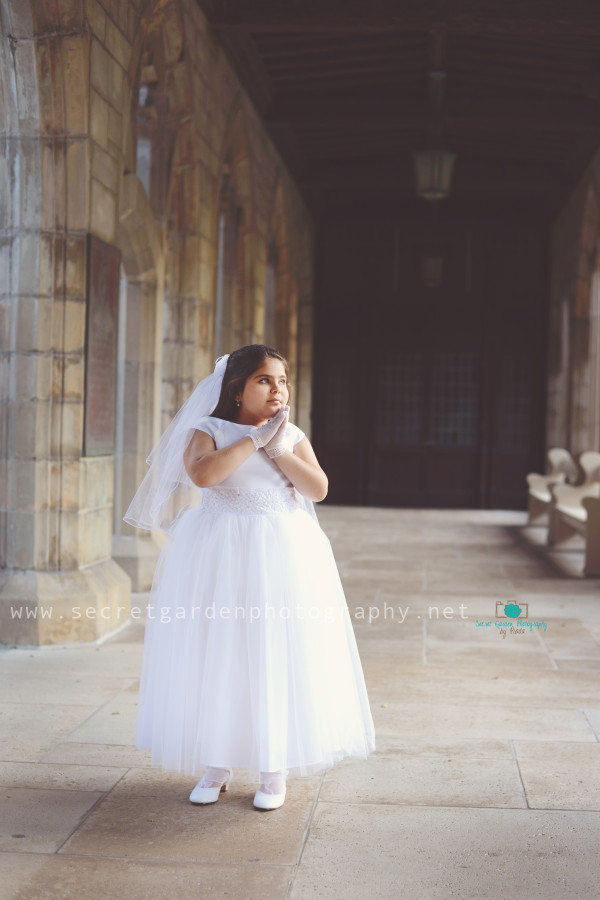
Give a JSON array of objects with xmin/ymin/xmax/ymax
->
[
  {"xmin": 112, "ymin": 533, "xmax": 164, "ymax": 592},
  {"xmin": 0, "ymin": 561, "xmax": 132, "ymax": 647}
]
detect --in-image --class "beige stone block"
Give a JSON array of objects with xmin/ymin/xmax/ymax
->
[
  {"xmin": 15, "ymin": 351, "xmax": 51, "ymax": 402},
  {"xmin": 32, "ymin": 0, "xmax": 84, "ymax": 34},
  {"xmin": 90, "ymin": 89, "xmax": 109, "ymax": 149},
  {"xmin": 107, "ymin": 55, "xmax": 124, "ymax": 109},
  {"xmin": 40, "ymin": 140, "xmax": 67, "ymax": 231},
  {"xmin": 90, "ymin": 178, "xmax": 116, "ymax": 243},
  {"xmin": 0, "ymin": 785, "xmax": 105, "ymax": 853},
  {"xmin": 371, "ymin": 700, "xmax": 595, "ymax": 742},
  {"xmin": 81, "ymin": 456, "xmax": 114, "ymax": 509},
  {"xmin": 14, "ymin": 40, "xmax": 39, "ymax": 136},
  {"xmin": 0, "ymin": 458, "xmax": 7, "ymax": 509},
  {"xmin": 46, "ymin": 508, "xmax": 60, "ymax": 567},
  {"xmin": 0, "ymin": 694, "xmax": 98, "ymax": 759},
  {"xmin": 52, "ymin": 352, "xmax": 85, "ymax": 402},
  {"xmin": 66, "ymin": 140, "xmax": 90, "ymax": 230},
  {"xmin": 51, "ymin": 232, "xmax": 66, "ymax": 295},
  {"xmin": 43, "ymin": 39, "xmax": 68, "ymax": 134},
  {"xmin": 320, "ymin": 753, "xmax": 526, "ymax": 808},
  {"xmin": 167, "ymin": 61, "xmax": 193, "ymax": 119},
  {"xmin": 58, "ymin": 0, "xmax": 86, "ymax": 30},
  {"xmin": 1, "ymin": 1, "xmax": 34, "ymax": 40},
  {"xmin": 0, "ymin": 760, "xmax": 128, "ymax": 793},
  {"xmin": 65, "ymin": 234, "xmax": 87, "ymax": 298},
  {"xmin": 64, "ymin": 33, "xmax": 90, "ymax": 134},
  {"xmin": 90, "ymin": 36, "xmax": 110, "ymax": 99},
  {"xmin": 16, "ymin": 298, "xmax": 37, "ymax": 352},
  {"xmin": 182, "ymin": 249, "xmax": 200, "ymax": 297},
  {"xmin": 107, "ymin": 105, "xmax": 122, "ymax": 152},
  {"xmin": 80, "ymin": 508, "xmax": 112, "ymax": 566},
  {"xmin": 104, "ymin": 16, "xmax": 131, "ymax": 71},
  {"xmin": 11, "ymin": 510, "xmax": 36, "ymax": 568},
  {"xmin": 52, "ymin": 459, "xmax": 80, "ymax": 510},
  {"xmin": 85, "ymin": 0, "xmax": 107, "ymax": 41},
  {"xmin": 17, "ymin": 232, "xmax": 40, "ymax": 296},
  {"xmin": 60, "ymin": 765, "xmax": 319, "ymax": 863},
  {"xmin": 515, "ymin": 740, "xmax": 600, "ymax": 810},
  {"xmin": 292, "ymin": 804, "xmax": 600, "ymax": 900},
  {"xmin": 39, "ymin": 231, "xmax": 56, "ymax": 298},
  {"xmin": 66, "ymin": 682, "xmax": 138, "ymax": 745},
  {"xmin": 14, "ymin": 399, "xmax": 51, "ymax": 459},
  {"xmin": 56, "ymin": 400, "xmax": 84, "ymax": 457},
  {"xmin": 62, "ymin": 299, "xmax": 86, "ymax": 352},
  {"xmin": 0, "ymin": 143, "xmax": 11, "ymax": 229},
  {"xmin": 112, "ymin": 532, "xmax": 162, "ymax": 591},
  {"xmin": 0, "ymin": 852, "xmax": 293, "ymax": 900},
  {"xmin": 57, "ymin": 509, "xmax": 80, "ymax": 567},
  {"xmin": 13, "ymin": 458, "xmax": 50, "ymax": 514},
  {"xmin": 92, "ymin": 141, "xmax": 119, "ymax": 197},
  {"xmin": 18, "ymin": 137, "xmax": 42, "ymax": 229}
]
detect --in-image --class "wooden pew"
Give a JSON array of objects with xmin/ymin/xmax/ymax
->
[
  {"xmin": 548, "ymin": 451, "xmax": 600, "ymax": 576},
  {"xmin": 526, "ymin": 448, "xmax": 578, "ymax": 524}
]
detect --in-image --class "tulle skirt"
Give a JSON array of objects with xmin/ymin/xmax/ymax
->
[{"xmin": 135, "ymin": 486, "xmax": 376, "ymax": 782}]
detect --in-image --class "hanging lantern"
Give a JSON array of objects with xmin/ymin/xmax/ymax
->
[{"xmin": 412, "ymin": 150, "xmax": 457, "ymax": 202}]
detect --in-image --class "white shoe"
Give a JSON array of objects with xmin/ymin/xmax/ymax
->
[
  {"xmin": 189, "ymin": 767, "xmax": 232, "ymax": 804},
  {"xmin": 253, "ymin": 770, "xmax": 287, "ymax": 810}
]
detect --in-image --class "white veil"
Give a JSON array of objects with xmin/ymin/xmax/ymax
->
[{"xmin": 123, "ymin": 353, "xmax": 319, "ymax": 533}]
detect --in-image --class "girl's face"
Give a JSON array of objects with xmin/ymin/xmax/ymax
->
[{"xmin": 235, "ymin": 358, "xmax": 289, "ymax": 425}]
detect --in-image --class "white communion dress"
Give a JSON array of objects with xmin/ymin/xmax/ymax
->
[{"xmin": 135, "ymin": 415, "xmax": 376, "ymax": 782}]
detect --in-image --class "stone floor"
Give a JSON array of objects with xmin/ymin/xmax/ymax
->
[{"xmin": 1, "ymin": 507, "xmax": 600, "ymax": 900}]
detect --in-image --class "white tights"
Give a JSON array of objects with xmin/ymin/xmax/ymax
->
[{"xmin": 197, "ymin": 766, "xmax": 287, "ymax": 793}]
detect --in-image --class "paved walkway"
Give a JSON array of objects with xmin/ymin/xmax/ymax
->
[{"xmin": 1, "ymin": 508, "xmax": 600, "ymax": 899}]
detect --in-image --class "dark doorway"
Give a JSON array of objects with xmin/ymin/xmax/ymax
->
[{"xmin": 313, "ymin": 202, "xmax": 548, "ymax": 509}]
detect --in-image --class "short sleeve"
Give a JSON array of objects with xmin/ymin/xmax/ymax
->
[
  {"xmin": 287, "ymin": 422, "xmax": 306, "ymax": 446},
  {"xmin": 193, "ymin": 416, "xmax": 222, "ymax": 440}
]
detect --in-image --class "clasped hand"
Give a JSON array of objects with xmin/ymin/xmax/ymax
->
[{"xmin": 248, "ymin": 406, "xmax": 293, "ymax": 458}]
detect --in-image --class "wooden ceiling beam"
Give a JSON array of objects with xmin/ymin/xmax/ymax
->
[
  {"xmin": 267, "ymin": 92, "xmax": 600, "ymax": 135},
  {"xmin": 297, "ymin": 156, "xmax": 570, "ymax": 192},
  {"xmin": 199, "ymin": 0, "xmax": 600, "ymax": 35}
]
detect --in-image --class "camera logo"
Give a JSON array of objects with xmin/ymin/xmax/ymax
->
[{"xmin": 495, "ymin": 601, "xmax": 528, "ymax": 619}]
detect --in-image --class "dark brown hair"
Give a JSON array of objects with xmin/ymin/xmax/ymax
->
[{"xmin": 211, "ymin": 344, "xmax": 291, "ymax": 422}]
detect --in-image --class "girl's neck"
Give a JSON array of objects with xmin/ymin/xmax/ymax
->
[{"xmin": 234, "ymin": 413, "xmax": 268, "ymax": 427}]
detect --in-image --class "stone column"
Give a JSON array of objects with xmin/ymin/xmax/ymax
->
[{"xmin": 0, "ymin": 3, "xmax": 130, "ymax": 645}]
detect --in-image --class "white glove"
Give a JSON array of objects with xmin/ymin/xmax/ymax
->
[
  {"xmin": 248, "ymin": 407, "xmax": 288, "ymax": 450},
  {"xmin": 264, "ymin": 406, "xmax": 293, "ymax": 458}
]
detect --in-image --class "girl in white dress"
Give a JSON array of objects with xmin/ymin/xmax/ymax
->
[{"xmin": 125, "ymin": 344, "xmax": 375, "ymax": 810}]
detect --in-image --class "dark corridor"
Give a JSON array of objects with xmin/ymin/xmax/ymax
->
[{"xmin": 312, "ymin": 204, "xmax": 548, "ymax": 509}]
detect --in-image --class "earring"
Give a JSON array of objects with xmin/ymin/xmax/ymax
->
[{"xmin": 235, "ymin": 400, "xmax": 241, "ymax": 408}]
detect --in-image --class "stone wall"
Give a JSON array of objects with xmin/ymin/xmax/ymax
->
[
  {"xmin": 0, "ymin": 0, "xmax": 315, "ymax": 644},
  {"xmin": 547, "ymin": 149, "xmax": 600, "ymax": 457}
]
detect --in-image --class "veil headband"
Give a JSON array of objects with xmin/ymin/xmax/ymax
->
[{"xmin": 123, "ymin": 355, "xmax": 229, "ymax": 533}]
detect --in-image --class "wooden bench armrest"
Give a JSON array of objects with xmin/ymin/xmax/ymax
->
[
  {"xmin": 582, "ymin": 496, "xmax": 600, "ymax": 515},
  {"xmin": 551, "ymin": 482, "xmax": 600, "ymax": 506},
  {"xmin": 527, "ymin": 472, "xmax": 566, "ymax": 491}
]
